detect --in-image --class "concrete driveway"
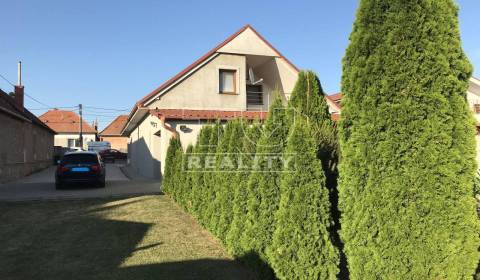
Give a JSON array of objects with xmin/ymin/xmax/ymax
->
[{"xmin": 0, "ymin": 163, "xmax": 161, "ymax": 201}]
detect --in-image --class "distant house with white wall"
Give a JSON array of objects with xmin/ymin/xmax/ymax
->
[
  {"xmin": 122, "ymin": 25, "xmax": 341, "ymax": 179},
  {"xmin": 466, "ymin": 77, "xmax": 480, "ymax": 163},
  {"xmin": 326, "ymin": 93, "xmax": 342, "ymax": 121},
  {"xmin": 40, "ymin": 109, "xmax": 97, "ymax": 150}
]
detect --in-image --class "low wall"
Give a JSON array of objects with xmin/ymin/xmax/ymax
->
[{"xmin": 0, "ymin": 160, "xmax": 52, "ymax": 183}]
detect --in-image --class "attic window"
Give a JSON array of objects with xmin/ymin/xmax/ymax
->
[{"xmin": 219, "ymin": 69, "xmax": 236, "ymax": 94}]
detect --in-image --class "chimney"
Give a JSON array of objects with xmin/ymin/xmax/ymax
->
[{"xmin": 14, "ymin": 61, "xmax": 24, "ymax": 111}]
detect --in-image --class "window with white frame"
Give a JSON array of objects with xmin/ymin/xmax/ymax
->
[{"xmin": 219, "ymin": 69, "xmax": 236, "ymax": 94}]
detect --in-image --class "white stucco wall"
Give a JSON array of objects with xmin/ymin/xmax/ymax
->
[
  {"xmin": 127, "ymin": 114, "xmax": 209, "ymax": 179},
  {"xmin": 128, "ymin": 114, "xmax": 163, "ymax": 179},
  {"xmin": 54, "ymin": 133, "xmax": 96, "ymax": 150},
  {"xmin": 148, "ymin": 54, "xmax": 248, "ymax": 111}
]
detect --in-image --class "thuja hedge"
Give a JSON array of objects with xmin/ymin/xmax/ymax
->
[
  {"xmin": 162, "ymin": 136, "xmax": 182, "ymax": 194},
  {"xmin": 268, "ymin": 117, "xmax": 339, "ymax": 280},
  {"xmin": 162, "ymin": 85, "xmax": 339, "ymax": 279},
  {"xmin": 340, "ymin": 0, "xmax": 479, "ymax": 279}
]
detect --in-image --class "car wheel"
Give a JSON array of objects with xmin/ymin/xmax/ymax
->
[{"xmin": 55, "ymin": 181, "xmax": 63, "ymax": 190}]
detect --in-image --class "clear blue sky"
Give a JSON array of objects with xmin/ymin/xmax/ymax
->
[{"xmin": 1, "ymin": 0, "xmax": 479, "ymax": 129}]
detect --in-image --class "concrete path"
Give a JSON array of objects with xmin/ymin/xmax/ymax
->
[{"xmin": 0, "ymin": 163, "xmax": 161, "ymax": 201}]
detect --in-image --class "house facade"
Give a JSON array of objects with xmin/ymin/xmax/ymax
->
[
  {"xmin": 122, "ymin": 25, "xmax": 300, "ymax": 179},
  {"xmin": 326, "ymin": 77, "xmax": 480, "ymax": 164},
  {"xmin": 0, "ymin": 85, "xmax": 55, "ymax": 182},
  {"xmin": 122, "ymin": 25, "xmax": 343, "ymax": 179},
  {"xmin": 99, "ymin": 115, "xmax": 129, "ymax": 152},
  {"xmin": 39, "ymin": 110, "xmax": 97, "ymax": 150},
  {"xmin": 466, "ymin": 77, "xmax": 480, "ymax": 163}
]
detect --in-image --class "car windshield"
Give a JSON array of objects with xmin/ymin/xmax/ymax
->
[{"xmin": 62, "ymin": 154, "xmax": 98, "ymax": 165}]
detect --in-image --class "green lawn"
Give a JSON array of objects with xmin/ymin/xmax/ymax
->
[{"xmin": 0, "ymin": 195, "xmax": 255, "ymax": 280}]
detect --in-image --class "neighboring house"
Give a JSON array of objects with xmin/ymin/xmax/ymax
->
[
  {"xmin": 39, "ymin": 109, "xmax": 97, "ymax": 150},
  {"xmin": 466, "ymin": 77, "xmax": 480, "ymax": 163},
  {"xmin": 326, "ymin": 93, "xmax": 342, "ymax": 121},
  {"xmin": 327, "ymin": 77, "xmax": 480, "ymax": 163},
  {"xmin": 99, "ymin": 115, "xmax": 129, "ymax": 152},
  {"xmin": 0, "ymin": 85, "xmax": 55, "ymax": 183}
]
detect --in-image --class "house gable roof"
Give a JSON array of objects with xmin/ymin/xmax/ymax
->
[
  {"xmin": 100, "ymin": 115, "xmax": 128, "ymax": 136},
  {"xmin": 138, "ymin": 25, "xmax": 298, "ymax": 107},
  {"xmin": 39, "ymin": 109, "xmax": 97, "ymax": 134},
  {"xmin": 123, "ymin": 24, "xmax": 299, "ymax": 135},
  {"xmin": 326, "ymin": 92, "xmax": 342, "ymax": 111}
]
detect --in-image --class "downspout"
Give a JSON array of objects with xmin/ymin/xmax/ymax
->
[{"xmin": 159, "ymin": 115, "xmax": 178, "ymax": 138}]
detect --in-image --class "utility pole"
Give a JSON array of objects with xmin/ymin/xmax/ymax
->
[{"xmin": 79, "ymin": 104, "xmax": 83, "ymax": 150}]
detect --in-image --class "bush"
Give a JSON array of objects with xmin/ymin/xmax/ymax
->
[
  {"xmin": 267, "ymin": 118, "xmax": 339, "ymax": 280},
  {"xmin": 215, "ymin": 119, "xmax": 246, "ymax": 242},
  {"xmin": 210, "ymin": 121, "xmax": 235, "ymax": 235},
  {"xmin": 191, "ymin": 125, "xmax": 213, "ymax": 219},
  {"xmin": 241, "ymin": 96, "xmax": 290, "ymax": 277},
  {"xmin": 162, "ymin": 136, "xmax": 182, "ymax": 194},
  {"xmin": 289, "ymin": 70, "xmax": 339, "ymax": 191},
  {"xmin": 339, "ymin": 0, "xmax": 479, "ymax": 278},
  {"xmin": 177, "ymin": 144, "xmax": 194, "ymax": 209},
  {"xmin": 201, "ymin": 122, "xmax": 223, "ymax": 227},
  {"xmin": 226, "ymin": 120, "xmax": 262, "ymax": 256}
]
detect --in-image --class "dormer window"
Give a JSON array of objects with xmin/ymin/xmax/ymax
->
[{"xmin": 219, "ymin": 69, "xmax": 237, "ymax": 94}]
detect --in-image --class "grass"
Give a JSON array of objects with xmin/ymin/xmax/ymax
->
[{"xmin": 0, "ymin": 195, "xmax": 255, "ymax": 280}]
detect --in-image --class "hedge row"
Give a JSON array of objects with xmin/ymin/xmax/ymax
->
[
  {"xmin": 339, "ymin": 0, "xmax": 479, "ymax": 279},
  {"xmin": 162, "ymin": 71, "xmax": 339, "ymax": 279}
]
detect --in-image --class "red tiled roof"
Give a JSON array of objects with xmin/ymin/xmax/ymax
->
[
  {"xmin": 150, "ymin": 109, "xmax": 268, "ymax": 121},
  {"xmin": 331, "ymin": 113, "xmax": 340, "ymax": 122},
  {"xmin": 150, "ymin": 109, "xmax": 341, "ymax": 122},
  {"xmin": 39, "ymin": 110, "xmax": 97, "ymax": 133},
  {"xmin": 99, "ymin": 115, "xmax": 128, "ymax": 136},
  {"xmin": 328, "ymin": 93, "xmax": 343, "ymax": 102}
]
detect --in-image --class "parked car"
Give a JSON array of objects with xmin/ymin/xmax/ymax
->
[
  {"xmin": 99, "ymin": 149, "xmax": 127, "ymax": 163},
  {"xmin": 55, "ymin": 151, "xmax": 106, "ymax": 189},
  {"xmin": 88, "ymin": 141, "xmax": 111, "ymax": 153}
]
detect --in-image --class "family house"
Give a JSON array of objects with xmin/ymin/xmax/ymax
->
[
  {"xmin": 326, "ymin": 77, "xmax": 480, "ymax": 163},
  {"xmin": 0, "ymin": 84, "xmax": 55, "ymax": 182},
  {"xmin": 122, "ymin": 25, "xmax": 341, "ymax": 179},
  {"xmin": 40, "ymin": 109, "xmax": 97, "ymax": 150},
  {"xmin": 99, "ymin": 115, "xmax": 129, "ymax": 152}
]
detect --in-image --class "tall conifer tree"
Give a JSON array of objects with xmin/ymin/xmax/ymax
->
[
  {"xmin": 163, "ymin": 136, "xmax": 182, "ymax": 194},
  {"xmin": 241, "ymin": 97, "xmax": 290, "ymax": 277},
  {"xmin": 191, "ymin": 125, "xmax": 213, "ymax": 219},
  {"xmin": 268, "ymin": 118, "xmax": 339, "ymax": 280},
  {"xmin": 216, "ymin": 119, "xmax": 246, "ymax": 242},
  {"xmin": 340, "ymin": 1, "xmax": 479, "ymax": 278},
  {"xmin": 226, "ymin": 121, "xmax": 262, "ymax": 256}
]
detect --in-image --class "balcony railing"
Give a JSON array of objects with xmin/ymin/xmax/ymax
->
[{"xmin": 247, "ymin": 90, "xmax": 263, "ymax": 106}]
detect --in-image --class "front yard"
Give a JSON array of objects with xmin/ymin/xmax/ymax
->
[{"xmin": 0, "ymin": 195, "xmax": 254, "ymax": 280}]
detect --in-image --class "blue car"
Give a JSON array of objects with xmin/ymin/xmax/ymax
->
[{"xmin": 55, "ymin": 151, "xmax": 106, "ymax": 189}]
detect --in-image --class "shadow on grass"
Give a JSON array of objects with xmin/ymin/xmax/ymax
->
[
  {"xmin": 0, "ymin": 198, "xmax": 254, "ymax": 280},
  {"xmin": 236, "ymin": 251, "xmax": 275, "ymax": 280}
]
